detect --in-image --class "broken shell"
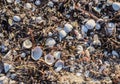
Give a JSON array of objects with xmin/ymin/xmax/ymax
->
[
  {"xmin": 4, "ymin": 63, "xmax": 12, "ymax": 73},
  {"xmin": 106, "ymin": 22, "xmax": 116, "ymax": 35},
  {"xmin": 35, "ymin": 0, "xmax": 41, "ymax": 6},
  {"xmin": 53, "ymin": 51, "xmax": 61, "ymax": 59},
  {"xmin": 95, "ymin": 23, "xmax": 101, "ymax": 30},
  {"xmin": 54, "ymin": 60, "xmax": 64, "ymax": 72},
  {"xmin": 7, "ymin": 0, "xmax": 14, "ymax": 3},
  {"xmin": 21, "ymin": 53, "xmax": 26, "ymax": 58},
  {"xmin": 112, "ymin": 50, "xmax": 119, "ymax": 57},
  {"xmin": 76, "ymin": 45, "xmax": 83, "ymax": 54},
  {"xmin": 31, "ymin": 46, "xmax": 42, "ymax": 61},
  {"xmin": 45, "ymin": 38, "xmax": 56, "ymax": 47},
  {"xmin": 112, "ymin": 2, "xmax": 120, "ymax": 11},
  {"xmin": 35, "ymin": 16, "xmax": 42, "ymax": 23},
  {"xmin": 59, "ymin": 30, "xmax": 67, "ymax": 39},
  {"xmin": 47, "ymin": 1, "xmax": 54, "ymax": 7},
  {"xmin": 81, "ymin": 25, "xmax": 88, "ymax": 33},
  {"xmin": 13, "ymin": 16, "xmax": 21, "ymax": 22},
  {"xmin": 24, "ymin": 3, "xmax": 32, "ymax": 9},
  {"xmin": 85, "ymin": 19, "xmax": 96, "ymax": 29},
  {"xmin": 64, "ymin": 23, "xmax": 73, "ymax": 33},
  {"xmin": 45, "ymin": 54, "xmax": 54, "ymax": 65},
  {"xmin": 23, "ymin": 39, "xmax": 32, "ymax": 49}
]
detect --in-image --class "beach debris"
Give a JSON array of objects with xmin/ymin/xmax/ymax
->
[
  {"xmin": 112, "ymin": 2, "xmax": 120, "ymax": 11},
  {"xmin": 54, "ymin": 60, "xmax": 64, "ymax": 72},
  {"xmin": 45, "ymin": 38, "xmax": 56, "ymax": 47},
  {"xmin": 59, "ymin": 30, "xmax": 67, "ymax": 40},
  {"xmin": 85, "ymin": 19, "xmax": 96, "ymax": 30},
  {"xmin": 31, "ymin": 46, "xmax": 42, "ymax": 61},
  {"xmin": 53, "ymin": 51, "xmax": 61, "ymax": 59},
  {"xmin": 35, "ymin": 0, "xmax": 41, "ymax": 6},
  {"xmin": 45, "ymin": 54, "xmax": 54, "ymax": 65},
  {"xmin": 4, "ymin": 63, "xmax": 12, "ymax": 73},
  {"xmin": 23, "ymin": 39, "xmax": 32, "ymax": 49},
  {"xmin": 24, "ymin": 3, "xmax": 32, "ymax": 10},
  {"xmin": 64, "ymin": 23, "xmax": 73, "ymax": 33},
  {"xmin": 13, "ymin": 16, "xmax": 21, "ymax": 22}
]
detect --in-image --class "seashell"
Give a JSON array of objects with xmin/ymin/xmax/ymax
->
[
  {"xmin": 45, "ymin": 54, "xmax": 54, "ymax": 65},
  {"xmin": 54, "ymin": 60, "xmax": 64, "ymax": 72},
  {"xmin": 112, "ymin": 2, "xmax": 120, "ymax": 11},
  {"xmin": 23, "ymin": 39, "xmax": 32, "ymax": 49},
  {"xmin": 48, "ymin": 32, "xmax": 53, "ymax": 36},
  {"xmin": 53, "ymin": 51, "xmax": 61, "ymax": 59},
  {"xmin": 85, "ymin": 19, "xmax": 96, "ymax": 29},
  {"xmin": 8, "ymin": 19, "xmax": 13, "ymax": 26},
  {"xmin": 74, "ymin": 30, "xmax": 83, "ymax": 40},
  {"xmin": 106, "ymin": 22, "xmax": 116, "ymax": 35},
  {"xmin": 64, "ymin": 23, "xmax": 73, "ymax": 33},
  {"xmin": 76, "ymin": 72, "xmax": 81, "ymax": 76},
  {"xmin": 87, "ymin": 46, "xmax": 95, "ymax": 54},
  {"xmin": 76, "ymin": 45, "xmax": 83, "ymax": 54},
  {"xmin": 24, "ymin": 3, "xmax": 32, "ymax": 9},
  {"xmin": 47, "ymin": 1, "xmax": 54, "ymax": 7},
  {"xmin": 35, "ymin": 0, "xmax": 41, "ymax": 5},
  {"xmin": 112, "ymin": 50, "xmax": 119, "ymax": 57},
  {"xmin": 35, "ymin": 16, "xmax": 42, "ymax": 23},
  {"xmin": 21, "ymin": 53, "xmax": 26, "ymax": 58},
  {"xmin": 93, "ymin": 7, "xmax": 101, "ymax": 13},
  {"xmin": 84, "ymin": 70, "xmax": 90, "ymax": 77},
  {"xmin": 45, "ymin": 38, "xmax": 56, "ymax": 47},
  {"xmin": 0, "ymin": 76, "xmax": 9, "ymax": 84},
  {"xmin": 7, "ymin": 0, "xmax": 14, "ymax": 3},
  {"xmin": 95, "ymin": 23, "xmax": 101, "ymax": 30},
  {"xmin": 93, "ymin": 34, "xmax": 101, "ymax": 46},
  {"xmin": 81, "ymin": 25, "xmax": 88, "ymax": 33},
  {"xmin": 31, "ymin": 46, "xmax": 42, "ymax": 60},
  {"xmin": 52, "ymin": 0, "xmax": 59, "ymax": 2},
  {"xmin": 13, "ymin": 16, "xmax": 21, "ymax": 22},
  {"xmin": 4, "ymin": 63, "xmax": 12, "ymax": 73},
  {"xmin": 59, "ymin": 30, "xmax": 67, "ymax": 39}
]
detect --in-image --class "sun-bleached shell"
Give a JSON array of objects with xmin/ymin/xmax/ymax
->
[
  {"xmin": 23, "ymin": 39, "xmax": 32, "ymax": 49},
  {"xmin": 45, "ymin": 54, "xmax": 54, "ymax": 65},
  {"xmin": 85, "ymin": 19, "xmax": 96, "ymax": 29},
  {"xmin": 45, "ymin": 38, "xmax": 56, "ymax": 47}
]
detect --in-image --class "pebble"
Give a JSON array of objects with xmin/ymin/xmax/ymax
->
[
  {"xmin": 112, "ymin": 2, "xmax": 120, "ymax": 11},
  {"xmin": 13, "ymin": 16, "xmax": 21, "ymax": 22}
]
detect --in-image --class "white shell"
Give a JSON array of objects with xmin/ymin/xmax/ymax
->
[
  {"xmin": 23, "ymin": 39, "xmax": 32, "ymax": 49},
  {"xmin": 81, "ymin": 25, "xmax": 88, "ymax": 33},
  {"xmin": 24, "ymin": 3, "xmax": 32, "ymax": 9},
  {"xmin": 76, "ymin": 45, "xmax": 83, "ymax": 54},
  {"xmin": 4, "ymin": 63, "xmax": 12, "ymax": 73},
  {"xmin": 35, "ymin": 16, "xmax": 42, "ymax": 23},
  {"xmin": 112, "ymin": 2, "xmax": 120, "ymax": 11},
  {"xmin": 47, "ymin": 1, "xmax": 54, "ymax": 7},
  {"xmin": 21, "ymin": 53, "xmax": 26, "ymax": 58},
  {"xmin": 7, "ymin": 0, "xmax": 14, "ymax": 3},
  {"xmin": 35, "ymin": 0, "xmax": 41, "ymax": 5},
  {"xmin": 53, "ymin": 51, "xmax": 61, "ymax": 59},
  {"xmin": 95, "ymin": 23, "xmax": 101, "ymax": 30},
  {"xmin": 45, "ymin": 38, "xmax": 56, "ymax": 47},
  {"xmin": 45, "ymin": 54, "xmax": 54, "ymax": 65},
  {"xmin": 85, "ymin": 19, "xmax": 96, "ymax": 29},
  {"xmin": 31, "ymin": 46, "xmax": 42, "ymax": 60},
  {"xmin": 112, "ymin": 50, "xmax": 119, "ymax": 57},
  {"xmin": 13, "ymin": 16, "xmax": 21, "ymax": 22},
  {"xmin": 54, "ymin": 60, "xmax": 64, "ymax": 72},
  {"xmin": 59, "ymin": 30, "xmax": 67, "ymax": 38},
  {"xmin": 64, "ymin": 23, "xmax": 73, "ymax": 33},
  {"xmin": 107, "ymin": 22, "xmax": 116, "ymax": 35}
]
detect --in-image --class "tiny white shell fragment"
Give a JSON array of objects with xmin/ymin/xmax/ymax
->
[
  {"xmin": 45, "ymin": 54, "xmax": 54, "ymax": 65},
  {"xmin": 112, "ymin": 2, "xmax": 120, "ymax": 11},
  {"xmin": 76, "ymin": 72, "xmax": 81, "ymax": 76},
  {"xmin": 81, "ymin": 25, "xmax": 88, "ymax": 33},
  {"xmin": 24, "ymin": 3, "xmax": 32, "ymax": 9},
  {"xmin": 85, "ymin": 19, "xmax": 96, "ymax": 29},
  {"xmin": 35, "ymin": 0, "xmax": 41, "ymax": 5},
  {"xmin": 64, "ymin": 23, "xmax": 73, "ymax": 33},
  {"xmin": 31, "ymin": 46, "xmax": 42, "ymax": 60},
  {"xmin": 23, "ymin": 39, "xmax": 32, "ymax": 49},
  {"xmin": 55, "ymin": 60, "xmax": 64, "ymax": 72},
  {"xmin": 45, "ymin": 38, "xmax": 56, "ymax": 47},
  {"xmin": 4, "ymin": 63, "xmax": 12, "ymax": 73},
  {"xmin": 7, "ymin": 0, "xmax": 14, "ymax": 3},
  {"xmin": 48, "ymin": 32, "xmax": 53, "ymax": 36},
  {"xmin": 13, "ymin": 16, "xmax": 21, "ymax": 22},
  {"xmin": 47, "ymin": 1, "xmax": 54, "ymax": 7},
  {"xmin": 53, "ymin": 51, "xmax": 61, "ymax": 59},
  {"xmin": 59, "ymin": 30, "xmax": 67, "ymax": 39}
]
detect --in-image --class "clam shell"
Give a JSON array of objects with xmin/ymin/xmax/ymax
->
[
  {"xmin": 112, "ymin": 2, "xmax": 120, "ymax": 11},
  {"xmin": 45, "ymin": 38, "xmax": 56, "ymax": 47},
  {"xmin": 54, "ymin": 60, "xmax": 64, "ymax": 72},
  {"xmin": 64, "ymin": 23, "xmax": 73, "ymax": 33},
  {"xmin": 35, "ymin": 0, "xmax": 41, "ymax": 5},
  {"xmin": 13, "ymin": 16, "xmax": 21, "ymax": 22},
  {"xmin": 23, "ymin": 39, "xmax": 32, "ymax": 49},
  {"xmin": 85, "ymin": 19, "xmax": 96, "ymax": 29},
  {"xmin": 45, "ymin": 54, "xmax": 54, "ymax": 65},
  {"xmin": 31, "ymin": 46, "xmax": 42, "ymax": 60},
  {"xmin": 4, "ymin": 63, "xmax": 12, "ymax": 73},
  {"xmin": 59, "ymin": 30, "xmax": 67, "ymax": 39}
]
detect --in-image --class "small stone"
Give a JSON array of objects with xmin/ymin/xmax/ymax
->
[
  {"xmin": 13, "ymin": 16, "xmax": 21, "ymax": 22},
  {"xmin": 112, "ymin": 2, "xmax": 120, "ymax": 11},
  {"xmin": 64, "ymin": 23, "xmax": 73, "ymax": 33},
  {"xmin": 85, "ymin": 19, "xmax": 96, "ymax": 29}
]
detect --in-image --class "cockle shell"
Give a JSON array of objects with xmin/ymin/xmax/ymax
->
[
  {"xmin": 45, "ymin": 54, "xmax": 54, "ymax": 65},
  {"xmin": 85, "ymin": 19, "xmax": 96, "ymax": 29},
  {"xmin": 45, "ymin": 38, "xmax": 56, "ymax": 47},
  {"xmin": 23, "ymin": 39, "xmax": 32, "ymax": 49},
  {"xmin": 31, "ymin": 46, "xmax": 42, "ymax": 60},
  {"xmin": 64, "ymin": 23, "xmax": 73, "ymax": 33},
  {"xmin": 112, "ymin": 2, "xmax": 120, "ymax": 11},
  {"xmin": 54, "ymin": 60, "xmax": 64, "ymax": 72}
]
